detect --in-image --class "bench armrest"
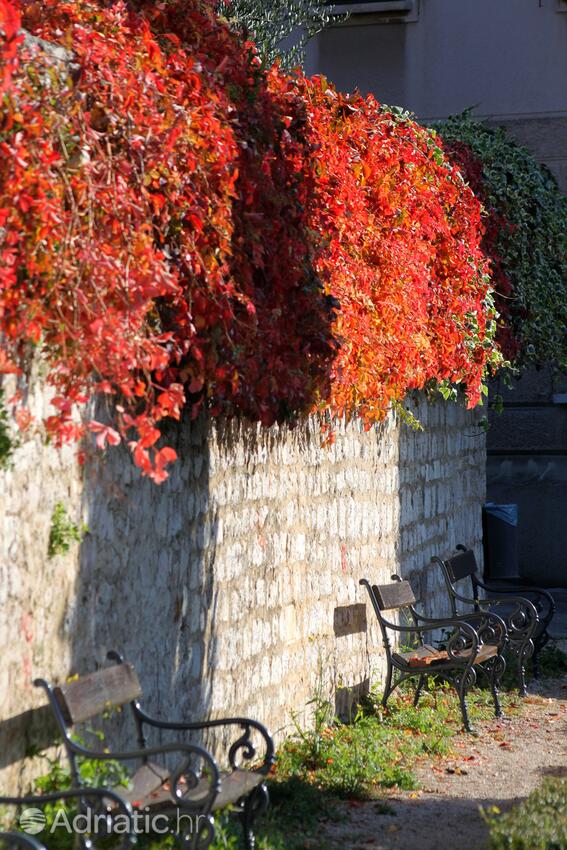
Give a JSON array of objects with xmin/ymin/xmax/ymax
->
[
  {"xmin": 134, "ymin": 708, "xmax": 275, "ymax": 774},
  {"xmin": 447, "ymin": 587, "xmax": 538, "ymax": 626},
  {"xmin": 413, "ymin": 609, "xmax": 508, "ymax": 651},
  {"xmin": 470, "ymin": 594, "xmax": 538, "ymax": 638},
  {"xmin": 476, "ymin": 579, "xmax": 554, "ymax": 617},
  {"xmin": 380, "ymin": 616, "xmax": 480, "ymax": 662},
  {"xmin": 380, "ymin": 616, "xmax": 476, "ymax": 637}
]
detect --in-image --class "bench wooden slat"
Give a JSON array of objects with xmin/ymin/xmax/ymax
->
[
  {"xmin": 54, "ymin": 663, "xmax": 142, "ymax": 725},
  {"xmin": 123, "ymin": 762, "xmax": 170, "ymax": 805},
  {"xmin": 213, "ymin": 770, "xmax": 264, "ymax": 810},
  {"xmin": 446, "ymin": 549, "xmax": 477, "ymax": 582},
  {"xmin": 373, "ymin": 581, "xmax": 416, "ymax": 611},
  {"xmin": 394, "ymin": 642, "xmax": 497, "ymax": 669},
  {"xmin": 455, "ymin": 643, "xmax": 497, "ymax": 664},
  {"xmin": 116, "ymin": 769, "xmax": 264, "ymax": 812}
]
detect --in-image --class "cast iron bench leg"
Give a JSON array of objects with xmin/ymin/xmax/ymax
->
[
  {"xmin": 240, "ymin": 784, "xmax": 269, "ymax": 850},
  {"xmin": 413, "ymin": 674, "xmax": 426, "ymax": 707}
]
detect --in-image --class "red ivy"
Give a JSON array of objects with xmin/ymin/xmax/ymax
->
[
  {"xmin": 297, "ymin": 80, "xmax": 492, "ymax": 419},
  {"xmin": 0, "ymin": 0, "xmax": 21, "ymax": 94},
  {"xmin": 0, "ymin": 0, "xmax": 497, "ymax": 481}
]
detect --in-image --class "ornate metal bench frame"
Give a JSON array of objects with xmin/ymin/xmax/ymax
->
[
  {"xmin": 34, "ymin": 651, "xmax": 275, "ymax": 850},
  {"xmin": 360, "ymin": 576, "xmax": 508, "ymax": 733},
  {"xmin": 432, "ymin": 545, "xmax": 554, "ymax": 695}
]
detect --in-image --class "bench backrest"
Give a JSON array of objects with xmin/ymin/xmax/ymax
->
[
  {"xmin": 54, "ymin": 662, "xmax": 142, "ymax": 725},
  {"xmin": 444, "ymin": 548, "xmax": 478, "ymax": 583},
  {"xmin": 372, "ymin": 580, "xmax": 416, "ymax": 611},
  {"xmin": 432, "ymin": 546, "xmax": 480, "ymax": 617},
  {"xmin": 360, "ymin": 578, "xmax": 418, "ymax": 657}
]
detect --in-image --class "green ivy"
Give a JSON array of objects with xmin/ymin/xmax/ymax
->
[
  {"xmin": 47, "ymin": 502, "xmax": 86, "ymax": 559},
  {"xmin": 216, "ymin": 0, "xmax": 343, "ymax": 69},
  {"xmin": 436, "ymin": 113, "xmax": 567, "ymax": 373},
  {"xmin": 0, "ymin": 388, "xmax": 16, "ymax": 469}
]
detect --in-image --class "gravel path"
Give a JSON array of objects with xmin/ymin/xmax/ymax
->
[{"xmin": 322, "ymin": 675, "xmax": 567, "ymax": 850}]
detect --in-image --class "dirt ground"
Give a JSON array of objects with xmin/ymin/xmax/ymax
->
[{"xmin": 322, "ymin": 673, "xmax": 567, "ymax": 850}]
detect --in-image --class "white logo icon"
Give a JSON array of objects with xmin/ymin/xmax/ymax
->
[{"xmin": 19, "ymin": 808, "xmax": 46, "ymax": 835}]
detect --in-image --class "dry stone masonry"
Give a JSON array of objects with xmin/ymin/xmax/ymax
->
[{"xmin": 0, "ymin": 390, "xmax": 485, "ymax": 789}]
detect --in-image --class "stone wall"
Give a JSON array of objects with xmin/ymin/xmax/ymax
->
[{"xmin": 0, "ymin": 390, "xmax": 486, "ymax": 790}]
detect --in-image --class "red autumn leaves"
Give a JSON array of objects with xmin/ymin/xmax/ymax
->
[{"xmin": 0, "ymin": 0, "xmax": 496, "ymax": 481}]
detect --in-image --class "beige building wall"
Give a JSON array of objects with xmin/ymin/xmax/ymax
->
[{"xmin": 307, "ymin": 0, "xmax": 567, "ymax": 189}]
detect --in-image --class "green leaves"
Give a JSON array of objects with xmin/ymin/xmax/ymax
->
[
  {"xmin": 0, "ymin": 388, "xmax": 16, "ymax": 469},
  {"xmin": 47, "ymin": 502, "xmax": 86, "ymax": 559},
  {"xmin": 486, "ymin": 778, "xmax": 567, "ymax": 850},
  {"xmin": 437, "ymin": 113, "xmax": 567, "ymax": 375},
  {"xmin": 216, "ymin": 0, "xmax": 342, "ymax": 69}
]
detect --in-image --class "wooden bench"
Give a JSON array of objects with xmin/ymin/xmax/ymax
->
[
  {"xmin": 432, "ymin": 545, "xmax": 554, "ymax": 695},
  {"xmin": 34, "ymin": 652, "xmax": 275, "ymax": 850},
  {"xmin": 360, "ymin": 576, "xmax": 508, "ymax": 732},
  {"xmin": 0, "ymin": 786, "xmax": 136, "ymax": 850}
]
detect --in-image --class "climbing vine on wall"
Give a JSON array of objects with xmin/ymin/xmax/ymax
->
[
  {"xmin": 437, "ymin": 113, "xmax": 567, "ymax": 371},
  {"xmin": 216, "ymin": 0, "xmax": 340, "ymax": 70},
  {"xmin": 301, "ymin": 87, "xmax": 498, "ymax": 422},
  {"xmin": 0, "ymin": 0, "xmax": 499, "ymax": 481}
]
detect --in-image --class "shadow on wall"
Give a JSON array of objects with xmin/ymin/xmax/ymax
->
[
  {"xmin": 67, "ymin": 412, "xmax": 220, "ymax": 753},
  {"xmin": 333, "ymin": 603, "xmax": 369, "ymax": 717},
  {"xmin": 392, "ymin": 397, "xmax": 487, "ymax": 621},
  {"xmin": 0, "ymin": 413, "xmax": 222, "ymax": 776}
]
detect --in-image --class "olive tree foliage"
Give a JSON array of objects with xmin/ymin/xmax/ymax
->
[{"xmin": 216, "ymin": 0, "xmax": 343, "ymax": 69}]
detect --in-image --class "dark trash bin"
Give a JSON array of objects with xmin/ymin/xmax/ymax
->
[{"xmin": 482, "ymin": 502, "xmax": 519, "ymax": 579}]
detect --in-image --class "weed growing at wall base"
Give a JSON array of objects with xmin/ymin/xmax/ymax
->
[
  {"xmin": 0, "ymin": 387, "xmax": 16, "ymax": 468},
  {"xmin": 275, "ymin": 685, "xmax": 520, "ymax": 801},
  {"xmin": 47, "ymin": 502, "xmax": 86, "ymax": 559}
]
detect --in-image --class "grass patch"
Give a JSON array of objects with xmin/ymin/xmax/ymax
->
[
  {"xmin": 274, "ymin": 682, "xmax": 519, "ymax": 804},
  {"xmin": 484, "ymin": 778, "xmax": 567, "ymax": 850},
  {"xmin": 239, "ymin": 682, "xmax": 520, "ymax": 848}
]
